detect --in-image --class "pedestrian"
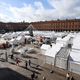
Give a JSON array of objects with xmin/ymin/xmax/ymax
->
[
  {"xmin": 29, "ymin": 60, "xmax": 31, "ymax": 66},
  {"xmin": 66, "ymin": 73, "xmax": 70, "ymax": 80},
  {"xmin": 50, "ymin": 44, "xmax": 52, "ymax": 47},
  {"xmin": 31, "ymin": 72, "xmax": 35, "ymax": 80},
  {"xmin": 5, "ymin": 52, "xmax": 8, "ymax": 62},
  {"xmin": 70, "ymin": 76, "xmax": 74, "ymax": 80},
  {"xmin": 25, "ymin": 61, "xmax": 27, "ymax": 69},
  {"xmin": 11, "ymin": 54, "xmax": 14, "ymax": 59},
  {"xmin": 16, "ymin": 58, "xmax": 20, "ymax": 66},
  {"xmin": 43, "ymin": 76, "xmax": 46, "ymax": 80}
]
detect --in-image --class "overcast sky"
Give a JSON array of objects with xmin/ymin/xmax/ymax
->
[{"xmin": 0, "ymin": 0, "xmax": 80, "ymax": 22}]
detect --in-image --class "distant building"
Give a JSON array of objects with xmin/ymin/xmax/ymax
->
[
  {"xmin": 31, "ymin": 19, "xmax": 80, "ymax": 31},
  {"xmin": 0, "ymin": 19, "xmax": 80, "ymax": 32}
]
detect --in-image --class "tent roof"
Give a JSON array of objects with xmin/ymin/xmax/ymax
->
[
  {"xmin": 72, "ymin": 33, "xmax": 80, "ymax": 49},
  {"xmin": 41, "ymin": 44, "xmax": 51, "ymax": 51},
  {"xmin": 70, "ymin": 49, "xmax": 80, "ymax": 62},
  {"xmin": 0, "ymin": 38, "xmax": 7, "ymax": 44},
  {"xmin": 44, "ymin": 43, "xmax": 63, "ymax": 57}
]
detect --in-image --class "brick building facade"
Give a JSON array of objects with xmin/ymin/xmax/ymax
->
[
  {"xmin": 31, "ymin": 19, "xmax": 80, "ymax": 31},
  {"xmin": 0, "ymin": 19, "xmax": 80, "ymax": 32}
]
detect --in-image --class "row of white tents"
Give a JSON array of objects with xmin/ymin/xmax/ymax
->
[
  {"xmin": 0, "ymin": 31, "xmax": 80, "ymax": 75},
  {"xmin": 69, "ymin": 33, "xmax": 80, "ymax": 74},
  {"xmin": 41, "ymin": 32, "xmax": 80, "ymax": 75},
  {"xmin": 0, "ymin": 31, "xmax": 68, "ymax": 46}
]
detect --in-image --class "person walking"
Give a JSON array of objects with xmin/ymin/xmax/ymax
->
[
  {"xmin": 29, "ymin": 60, "xmax": 31, "ymax": 67},
  {"xmin": 5, "ymin": 52, "xmax": 8, "ymax": 62},
  {"xmin": 25, "ymin": 61, "xmax": 28, "ymax": 69},
  {"xmin": 16, "ymin": 58, "xmax": 20, "ymax": 66},
  {"xmin": 43, "ymin": 76, "xmax": 47, "ymax": 80},
  {"xmin": 70, "ymin": 76, "xmax": 74, "ymax": 80},
  {"xmin": 31, "ymin": 72, "xmax": 35, "ymax": 80},
  {"xmin": 11, "ymin": 54, "xmax": 14, "ymax": 59},
  {"xmin": 66, "ymin": 73, "xmax": 70, "ymax": 80}
]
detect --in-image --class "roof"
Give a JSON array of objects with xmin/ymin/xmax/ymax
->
[
  {"xmin": 56, "ymin": 47, "xmax": 70, "ymax": 59},
  {"xmin": 70, "ymin": 49, "xmax": 80, "ymax": 62},
  {"xmin": 72, "ymin": 33, "xmax": 80, "ymax": 49},
  {"xmin": 41, "ymin": 44, "xmax": 51, "ymax": 51},
  {"xmin": 0, "ymin": 38, "xmax": 7, "ymax": 44},
  {"xmin": 44, "ymin": 43, "xmax": 63, "ymax": 57}
]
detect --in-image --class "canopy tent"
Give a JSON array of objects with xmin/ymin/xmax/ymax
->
[
  {"xmin": 0, "ymin": 38, "xmax": 9, "ymax": 49},
  {"xmin": 0, "ymin": 38, "xmax": 7, "ymax": 44},
  {"xmin": 69, "ymin": 33, "xmax": 80, "ymax": 75},
  {"xmin": 56, "ymin": 33, "xmax": 74, "ymax": 47},
  {"xmin": 25, "ymin": 35, "xmax": 31, "ymax": 39},
  {"xmin": 54, "ymin": 32, "xmax": 68, "ymax": 37},
  {"xmin": 41, "ymin": 43, "xmax": 63, "ymax": 65},
  {"xmin": 55, "ymin": 47, "xmax": 70, "ymax": 69},
  {"xmin": 69, "ymin": 49, "xmax": 80, "ymax": 75},
  {"xmin": 33, "ymin": 31, "xmax": 55, "ymax": 38},
  {"xmin": 45, "ymin": 43, "xmax": 63, "ymax": 57},
  {"xmin": 1, "ymin": 32, "xmax": 18, "ymax": 40},
  {"xmin": 16, "ymin": 36, "xmax": 25, "ymax": 44},
  {"xmin": 70, "ymin": 49, "xmax": 80, "ymax": 62},
  {"xmin": 72, "ymin": 33, "xmax": 80, "ymax": 49},
  {"xmin": 9, "ymin": 38, "xmax": 19, "ymax": 45},
  {"xmin": 41, "ymin": 44, "xmax": 51, "ymax": 51}
]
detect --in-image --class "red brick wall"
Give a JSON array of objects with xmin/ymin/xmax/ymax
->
[
  {"xmin": 31, "ymin": 19, "xmax": 80, "ymax": 31},
  {"xmin": 0, "ymin": 19, "xmax": 80, "ymax": 31}
]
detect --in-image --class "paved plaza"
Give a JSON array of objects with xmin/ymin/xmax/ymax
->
[{"xmin": 0, "ymin": 44, "xmax": 80, "ymax": 80}]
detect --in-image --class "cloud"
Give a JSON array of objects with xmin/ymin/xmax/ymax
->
[
  {"xmin": 0, "ymin": 0, "xmax": 80, "ymax": 22},
  {"xmin": 48, "ymin": 0, "xmax": 80, "ymax": 19},
  {"xmin": 9, "ymin": 1, "xmax": 53, "ymax": 22},
  {"xmin": 0, "ymin": 2, "xmax": 14, "ymax": 22}
]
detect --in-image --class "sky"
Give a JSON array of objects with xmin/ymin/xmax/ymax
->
[{"xmin": 0, "ymin": 0, "xmax": 80, "ymax": 22}]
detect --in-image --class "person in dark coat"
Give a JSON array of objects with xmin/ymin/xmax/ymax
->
[
  {"xmin": 50, "ymin": 44, "xmax": 52, "ymax": 47},
  {"xmin": 16, "ymin": 58, "xmax": 20, "ymax": 66},
  {"xmin": 5, "ymin": 52, "xmax": 8, "ymax": 62},
  {"xmin": 25, "ymin": 61, "xmax": 27, "ymax": 69},
  {"xmin": 71, "ymin": 76, "xmax": 74, "ymax": 80},
  {"xmin": 31, "ymin": 72, "xmax": 35, "ymax": 80},
  {"xmin": 11, "ymin": 54, "xmax": 14, "ymax": 59},
  {"xmin": 29, "ymin": 60, "xmax": 31, "ymax": 66}
]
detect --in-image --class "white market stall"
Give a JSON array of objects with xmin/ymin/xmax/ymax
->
[
  {"xmin": 55, "ymin": 47, "xmax": 70, "ymax": 69},
  {"xmin": 41, "ymin": 44, "xmax": 51, "ymax": 51},
  {"xmin": 41, "ymin": 43, "xmax": 63, "ymax": 65},
  {"xmin": 16, "ymin": 36, "xmax": 25, "ymax": 44},
  {"xmin": 9, "ymin": 38, "xmax": 19, "ymax": 45},
  {"xmin": 69, "ymin": 49, "xmax": 80, "ymax": 75},
  {"xmin": 56, "ymin": 33, "xmax": 74, "ymax": 47},
  {"xmin": 0, "ymin": 38, "xmax": 7, "ymax": 44},
  {"xmin": 69, "ymin": 33, "xmax": 80, "ymax": 75}
]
